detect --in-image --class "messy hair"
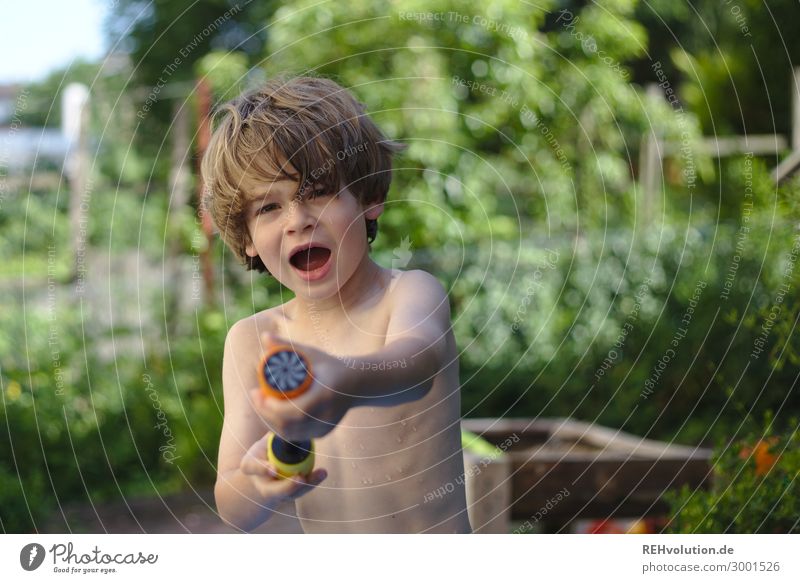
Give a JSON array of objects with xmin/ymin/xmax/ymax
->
[{"xmin": 201, "ymin": 75, "xmax": 406, "ymax": 273}]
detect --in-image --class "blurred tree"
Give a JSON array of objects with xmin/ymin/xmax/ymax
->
[
  {"xmin": 632, "ymin": 0, "xmax": 800, "ymax": 136},
  {"xmin": 106, "ymin": 0, "xmax": 275, "ymax": 84},
  {"xmin": 104, "ymin": 0, "xmax": 279, "ymax": 182},
  {"xmin": 258, "ymin": 0, "xmax": 667, "ymax": 247},
  {"xmin": 14, "ymin": 58, "xmax": 149, "ymax": 188}
]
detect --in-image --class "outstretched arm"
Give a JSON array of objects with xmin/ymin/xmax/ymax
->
[
  {"xmin": 342, "ymin": 269, "xmax": 451, "ymax": 407},
  {"xmin": 249, "ymin": 270, "xmax": 453, "ymax": 441}
]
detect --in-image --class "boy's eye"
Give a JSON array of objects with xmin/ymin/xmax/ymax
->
[
  {"xmin": 308, "ymin": 187, "xmax": 332, "ymax": 199},
  {"xmin": 256, "ymin": 203, "xmax": 278, "ymax": 215}
]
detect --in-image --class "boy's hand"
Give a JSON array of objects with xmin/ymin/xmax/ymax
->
[
  {"xmin": 250, "ymin": 330, "xmax": 355, "ymax": 441},
  {"xmin": 240, "ymin": 433, "xmax": 327, "ymax": 503}
]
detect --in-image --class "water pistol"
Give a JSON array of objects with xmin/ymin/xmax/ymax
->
[{"xmin": 258, "ymin": 345, "xmax": 316, "ymax": 478}]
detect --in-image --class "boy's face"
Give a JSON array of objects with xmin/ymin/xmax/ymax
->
[{"xmin": 242, "ymin": 174, "xmax": 383, "ymax": 300}]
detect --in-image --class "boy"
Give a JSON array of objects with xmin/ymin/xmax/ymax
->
[{"xmin": 201, "ymin": 76, "xmax": 471, "ymax": 533}]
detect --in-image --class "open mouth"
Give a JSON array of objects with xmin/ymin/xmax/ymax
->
[{"xmin": 289, "ymin": 244, "xmax": 332, "ymax": 274}]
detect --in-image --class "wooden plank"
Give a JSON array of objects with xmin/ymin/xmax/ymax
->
[
  {"xmin": 462, "ymin": 418, "xmax": 712, "ymax": 459},
  {"xmin": 462, "ymin": 418, "xmax": 713, "ymax": 521},
  {"xmin": 659, "ymin": 134, "xmax": 787, "ymax": 157},
  {"xmin": 771, "ymin": 149, "xmax": 800, "ymax": 184},
  {"xmin": 638, "ymin": 84, "xmax": 663, "ymax": 224},
  {"xmin": 509, "ymin": 457, "xmax": 711, "ymax": 520},
  {"xmin": 793, "ymin": 67, "xmax": 800, "ymax": 152}
]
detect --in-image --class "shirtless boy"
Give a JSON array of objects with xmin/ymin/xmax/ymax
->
[{"xmin": 201, "ymin": 76, "xmax": 471, "ymax": 533}]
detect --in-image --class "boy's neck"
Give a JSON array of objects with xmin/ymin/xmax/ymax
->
[{"xmin": 288, "ymin": 253, "xmax": 387, "ymax": 321}]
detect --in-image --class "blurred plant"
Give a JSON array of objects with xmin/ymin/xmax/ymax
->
[
  {"xmin": 0, "ymin": 295, "xmax": 227, "ymax": 532},
  {"xmin": 428, "ymin": 156, "xmax": 799, "ymax": 445},
  {"xmin": 260, "ymin": 0, "xmax": 682, "ymax": 248},
  {"xmin": 664, "ymin": 414, "xmax": 799, "ymax": 534}
]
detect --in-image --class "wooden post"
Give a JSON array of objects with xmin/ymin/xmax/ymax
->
[
  {"xmin": 165, "ymin": 100, "xmax": 192, "ymax": 330},
  {"xmin": 792, "ymin": 67, "xmax": 800, "ymax": 153},
  {"xmin": 770, "ymin": 67, "xmax": 800, "ymax": 183},
  {"xmin": 195, "ymin": 78, "xmax": 216, "ymax": 308},
  {"xmin": 638, "ymin": 83, "xmax": 662, "ymax": 229},
  {"xmin": 64, "ymin": 83, "xmax": 90, "ymax": 284}
]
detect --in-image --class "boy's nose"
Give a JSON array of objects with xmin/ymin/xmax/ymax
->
[{"xmin": 283, "ymin": 198, "xmax": 316, "ymax": 234}]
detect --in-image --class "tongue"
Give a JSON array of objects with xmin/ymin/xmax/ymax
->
[{"xmin": 293, "ymin": 247, "xmax": 331, "ymax": 271}]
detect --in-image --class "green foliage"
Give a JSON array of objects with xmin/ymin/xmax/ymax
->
[
  {"xmin": 104, "ymin": 0, "xmax": 280, "ymax": 183},
  {"xmin": 0, "ymin": 191, "xmax": 69, "ymax": 270},
  {"xmin": 5, "ymin": 0, "xmax": 799, "ymax": 532},
  {"xmin": 0, "ymin": 294, "xmax": 227, "ymax": 531},
  {"xmin": 634, "ymin": 0, "xmax": 800, "ymax": 136},
  {"xmin": 86, "ymin": 188, "xmax": 169, "ymax": 256},
  {"xmin": 664, "ymin": 415, "xmax": 799, "ymax": 533},
  {"xmin": 15, "ymin": 60, "xmax": 101, "ymax": 129},
  {"xmin": 106, "ymin": 0, "xmax": 275, "ymax": 87},
  {"xmin": 433, "ymin": 157, "xmax": 799, "ymax": 444},
  {"xmin": 262, "ymin": 0, "xmax": 677, "ymax": 247},
  {"xmin": 196, "ymin": 51, "xmax": 250, "ymax": 102}
]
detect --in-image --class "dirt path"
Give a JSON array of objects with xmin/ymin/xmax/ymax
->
[{"xmin": 42, "ymin": 489, "xmax": 302, "ymax": 534}]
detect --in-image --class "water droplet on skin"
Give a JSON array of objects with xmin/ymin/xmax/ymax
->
[
  {"xmin": 367, "ymin": 477, "xmax": 373, "ymax": 485},
  {"xmin": 396, "ymin": 436, "xmax": 403, "ymax": 443},
  {"xmin": 395, "ymin": 467, "xmax": 404, "ymax": 475},
  {"xmin": 369, "ymin": 407, "xmax": 375, "ymax": 413},
  {"xmin": 359, "ymin": 443, "xmax": 365, "ymax": 450},
  {"xmin": 351, "ymin": 461, "xmax": 358, "ymax": 469},
  {"xmin": 385, "ymin": 474, "xmax": 391, "ymax": 482},
  {"xmin": 361, "ymin": 479, "xmax": 368, "ymax": 485},
  {"xmin": 411, "ymin": 426, "xmax": 417, "ymax": 432},
  {"xmin": 400, "ymin": 420, "xmax": 407, "ymax": 427}
]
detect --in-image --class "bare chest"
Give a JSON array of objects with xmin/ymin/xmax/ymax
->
[{"xmin": 275, "ymin": 295, "xmax": 390, "ymax": 359}]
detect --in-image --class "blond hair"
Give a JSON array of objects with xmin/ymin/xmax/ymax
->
[{"xmin": 201, "ymin": 75, "xmax": 406, "ymax": 273}]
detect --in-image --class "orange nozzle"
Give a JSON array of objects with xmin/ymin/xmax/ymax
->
[{"xmin": 258, "ymin": 345, "xmax": 313, "ymax": 400}]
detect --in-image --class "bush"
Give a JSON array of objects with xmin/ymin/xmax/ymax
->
[
  {"xmin": 0, "ymin": 295, "xmax": 228, "ymax": 532},
  {"xmin": 430, "ymin": 157, "xmax": 799, "ymax": 445},
  {"xmin": 664, "ymin": 415, "xmax": 799, "ymax": 533}
]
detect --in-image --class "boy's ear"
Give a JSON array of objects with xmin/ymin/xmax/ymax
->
[
  {"xmin": 244, "ymin": 237, "xmax": 257, "ymax": 258},
  {"xmin": 364, "ymin": 201, "xmax": 384, "ymax": 220}
]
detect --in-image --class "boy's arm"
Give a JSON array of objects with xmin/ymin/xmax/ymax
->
[
  {"xmin": 215, "ymin": 318, "xmax": 325, "ymax": 531},
  {"xmin": 342, "ymin": 269, "xmax": 451, "ymax": 407},
  {"xmin": 249, "ymin": 270, "xmax": 453, "ymax": 440},
  {"xmin": 215, "ymin": 318, "xmax": 279, "ymax": 530}
]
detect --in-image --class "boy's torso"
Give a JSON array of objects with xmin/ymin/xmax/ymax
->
[{"xmin": 251, "ymin": 268, "xmax": 471, "ymax": 533}]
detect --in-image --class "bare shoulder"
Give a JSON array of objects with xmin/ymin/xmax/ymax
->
[
  {"xmin": 227, "ymin": 305, "xmax": 287, "ymax": 345},
  {"xmin": 223, "ymin": 305, "xmax": 291, "ymax": 373},
  {"xmin": 388, "ymin": 269, "xmax": 450, "ymax": 313},
  {"xmin": 220, "ymin": 304, "xmax": 288, "ymax": 407},
  {"xmin": 386, "ymin": 269, "xmax": 452, "ymax": 339}
]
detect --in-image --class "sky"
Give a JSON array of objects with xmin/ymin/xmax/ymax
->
[{"xmin": 0, "ymin": 0, "xmax": 110, "ymax": 84}]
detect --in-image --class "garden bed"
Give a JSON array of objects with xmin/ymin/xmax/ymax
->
[{"xmin": 462, "ymin": 417, "xmax": 713, "ymax": 526}]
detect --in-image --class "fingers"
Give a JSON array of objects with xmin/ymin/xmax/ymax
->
[
  {"xmin": 250, "ymin": 465, "xmax": 328, "ymax": 501},
  {"xmin": 250, "ymin": 389, "xmax": 320, "ymax": 441},
  {"xmin": 276, "ymin": 468, "xmax": 328, "ymax": 500},
  {"xmin": 250, "ymin": 389, "xmax": 292, "ymax": 434},
  {"xmin": 259, "ymin": 330, "xmax": 278, "ymax": 349},
  {"xmin": 258, "ymin": 326, "xmax": 316, "ymax": 358},
  {"xmin": 259, "ymin": 320, "xmax": 288, "ymax": 351},
  {"xmin": 241, "ymin": 455, "xmax": 278, "ymax": 479},
  {"xmin": 241, "ymin": 435, "xmax": 278, "ymax": 478},
  {"xmin": 241, "ymin": 433, "xmax": 327, "ymax": 501}
]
